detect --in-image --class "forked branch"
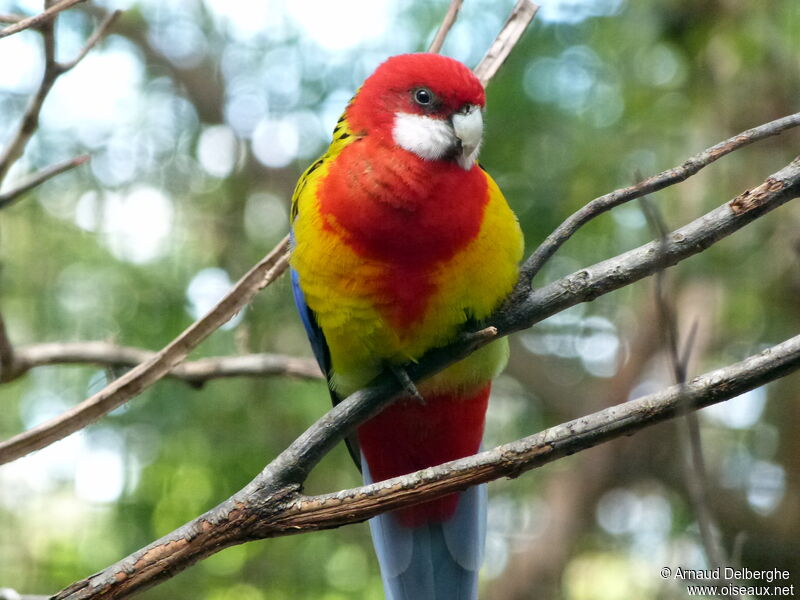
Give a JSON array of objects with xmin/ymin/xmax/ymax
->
[
  {"xmin": 51, "ymin": 333, "xmax": 800, "ymax": 600},
  {"xmin": 0, "ymin": 1, "xmax": 543, "ymax": 464}
]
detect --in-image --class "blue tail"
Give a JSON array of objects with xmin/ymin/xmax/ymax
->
[{"xmin": 363, "ymin": 457, "xmax": 487, "ymax": 600}]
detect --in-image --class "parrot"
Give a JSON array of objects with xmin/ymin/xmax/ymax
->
[{"xmin": 289, "ymin": 53, "xmax": 523, "ymax": 599}]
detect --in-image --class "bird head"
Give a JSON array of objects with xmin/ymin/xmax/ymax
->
[{"xmin": 346, "ymin": 53, "xmax": 486, "ymax": 170}]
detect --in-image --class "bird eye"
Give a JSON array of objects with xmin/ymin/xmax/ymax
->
[{"xmin": 413, "ymin": 88, "xmax": 433, "ymax": 106}]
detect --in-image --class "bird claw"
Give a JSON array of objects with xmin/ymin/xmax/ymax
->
[{"xmin": 389, "ymin": 364, "xmax": 425, "ymax": 404}]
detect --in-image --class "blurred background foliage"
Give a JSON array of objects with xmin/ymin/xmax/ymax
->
[{"xmin": 0, "ymin": 0, "xmax": 798, "ymax": 598}]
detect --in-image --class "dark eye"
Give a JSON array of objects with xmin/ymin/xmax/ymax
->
[{"xmin": 413, "ymin": 88, "xmax": 432, "ymax": 106}]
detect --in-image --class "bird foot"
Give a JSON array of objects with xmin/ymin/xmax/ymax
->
[{"xmin": 389, "ymin": 364, "xmax": 425, "ymax": 404}]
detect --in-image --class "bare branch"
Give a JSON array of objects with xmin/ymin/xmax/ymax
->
[
  {"xmin": 473, "ymin": 0, "xmax": 539, "ymax": 86},
  {"xmin": 498, "ymin": 157, "xmax": 800, "ymax": 338},
  {"xmin": 0, "ymin": 23, "xmax": 58, "ymax": 183},
  {"xmin": 0, "ymin": 236, "xmax": 291, "ymax": 465},
  {"xmin": 518, "ymin": 112, "xmax": 800, "ymax": 289},
  {"xmin": 427, "ymin": 0, "xmax": 462, "ymax": 54},
  {"xmin": 7, "ymin": 102, "xmax": 800, "ymax": 600},
  {"xmin": 641, "ymin": 194, "xmax": 732, "ymax": 585},
  {"xmin": 0, "ymin": 0, "xmax": 537, "ymax": 463},
  {"xmin": 259, "ymin": 156, "xmax": 800, "ymax": 498},
  {"xmin": 51, "ymin": 333, "xmax": 800, "ymax": 600},
  {"xmin": 0, "ymin": 13, "xmax": 26, "ymax": 24},
  {"xmin": 0, "ymin": 0, "xmax": 85, "ymax": 39},
  {"xmin": 0, "ymin": 8, "xmax": 119, "ymax": 184},
  {"xmin": 0, "ymin": 155, "xmax": 89, "ymax": 210},
  {"xmin": 276, "ymin": 335, "xmax": 800, "ymax": 530},
  {"xmin": 4, "ymin": 341, "xmax": 322, "ymax": 383},
  {"xmin": 56, "ymin": 9, "xmax": 121, "ymax": 73}
]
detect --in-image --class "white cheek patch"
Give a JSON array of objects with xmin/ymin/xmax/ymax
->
[{"xmin": 392, "ymin": 112, "xmax": 458, "ymax": 161}]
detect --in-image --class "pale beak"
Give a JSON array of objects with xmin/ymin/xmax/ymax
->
[{"xmin": 451, "ymin": 104, "xmax": 483, "ymax": 170}]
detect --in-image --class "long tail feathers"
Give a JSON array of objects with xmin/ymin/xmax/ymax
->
[{"xmin": 363, "ymin": 457, "xmax": 487, "ymax": 600}]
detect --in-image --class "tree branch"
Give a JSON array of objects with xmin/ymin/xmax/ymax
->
[
  {"xmin": 28, "ymin": 21, "xmax": 800, "ymax": 596},
  {"xmin": 249, "ymin": 155, "xmax": 800, "ymax": 499},
  {"xmin": 47, "ymin": 153, "xmax": 800, "ymax": 599},
  {"xmin": 0, "ymin": 20, "xmax": 57, "ymax": 184},
  {"xmin": 0, "ymin": 0, "xmax": 85, "ymax": 39},
  {"xmin": 51, "ymin": 333, "xmax": 800, "ymax": 600},
  {"xmin": 2, "ymin": 341, "xmax": 321, "ymax": 384},
  {"xmin": 56, "ymin": 9, "xmax": 120, "ymax": 72},
  {"xmin": 0, "ymin": 13, "xmax": 27, "ymax": 24},
  {"xmin": 473, "ymin": 0, "xmax": 539, "ymax": 86},
  {"xmin": 0, "ymin": 0, "xmax": 540, "ymax": 465},
  {"xmin": 516, "ymin": 112, "xmax": 800, "ymax": 289},
  {"xmin": 426, "ymin": 0, "xmax": 463, "ymax": 54},
  {"xmin": 641, "ymin": 194, "xmax": 733, "ymax": 587},
  {"xmin": 0, "ymin": 236, "xmax": 291, "ymax": 464},
  {"xmin": 0, "ymin": 155, "xmax": 89, "ymax": 210},
  {"xmin": 0, "ymin": 7, "xmax": 120, "ymax": 185}
]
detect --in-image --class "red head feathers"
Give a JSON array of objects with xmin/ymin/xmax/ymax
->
[{"xmin": 347, "ymin": 53, "xmax": 486, "ymax": 169}]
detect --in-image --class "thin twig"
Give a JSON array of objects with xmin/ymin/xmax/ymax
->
[
  {"xmin": 0, "ymin": 0, "xmax": 85, "ymax": 39},
  {"xmin": 0, "ymin": 13, "xmax": 26, "ymax": 24},
  {"xmin": 0, "ymin": 23, "xmax": 57, "ymax": 184},
  {"xmin": 7, "ymin": 341, "xmax": 322, "ymax": 383},
  {"xmin": 473, "ymin": 0, "xmax": 539, "ymax": 86},
  {"xmin": 641, "ymin": 194, "xmax": 733, "ymax": 594},
  {"xmin": 0, "ymin": 9, "xmax": 119, "ymax": 184},
  {"xmin": 0, "ymin": 155, "xmax": 89, "ymax": 210},
  {"xmin": 56, "ymin": 9, "xmax": 121, "ymax": 72},
  {"xmin": 427, "ymin": 0, "xmax": 463, "ymax": 54},
  {"xmin": 0, "ymin": 236, "xmax": 292, "ymax": 464},
  {"xmin": 50, "ymin": 333, "xmax": 800, "ymax": 600},
  {"xmin": 516, "ymin": 112, "xmax": 800, "ymax": 291}
]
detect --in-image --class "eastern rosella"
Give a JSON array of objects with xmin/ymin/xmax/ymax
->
[{"xmin": 290, "ymin": 53, "xmax": 523, "ymax": 599}]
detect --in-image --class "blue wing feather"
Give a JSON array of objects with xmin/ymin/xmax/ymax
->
[
  {"xmin": 290, "ymin": 265, "xmax": 331, "ymax": 378},
  {"xmin": 290, "ymin": 231, "xmax": 363, "ymax": 466}
]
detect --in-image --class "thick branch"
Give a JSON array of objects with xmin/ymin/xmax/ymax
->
[
  {"xmin": 51, "ymin": 333, "xmax": 800, "ymax": 600},
  {"xmin": 271, "ymin": 334, "xmax": 800, "ymax": 530},
  {"xmin": 3, "ymin": 341, "xmax": 321, "ymax": 383},
  {"xmin": 0, "ymin": 237, "xmax": 291, "ymax": 464}
]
